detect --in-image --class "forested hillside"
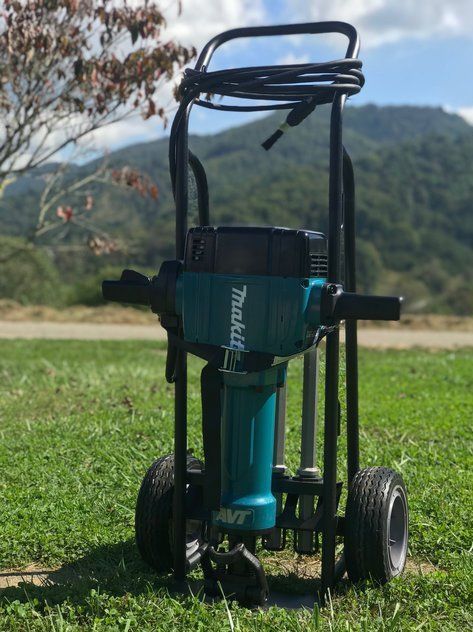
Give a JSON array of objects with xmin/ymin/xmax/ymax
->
[{"xmin": 1, "ymin": 105, "xmax": 472, "ymax": 313}]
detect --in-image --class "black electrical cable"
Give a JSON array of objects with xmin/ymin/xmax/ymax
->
[
  {"xmin": 181, "ymin": 60, "xmax": 364, "ymax": 110},
  {"xmin": 169, "ymin": 57, "xmax": 364, "ymax": 207},
  {"xmin": 188, "ymin": 150, "xmax": 209, "ymax": 225}
]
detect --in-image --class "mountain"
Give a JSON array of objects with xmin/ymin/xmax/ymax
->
[{"xmin": 1, "ymin": 105, "xmax": 472, "ymax": 314}]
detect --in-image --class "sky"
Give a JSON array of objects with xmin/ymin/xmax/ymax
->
[{"xmin": 85, "ymin": 0, "xmax": 473, "ymax": 153}]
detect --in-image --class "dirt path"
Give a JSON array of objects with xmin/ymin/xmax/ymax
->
[
  {"xmin": 350, "ymin": 328, "xmax": 473, "ymax": 349},
  {"xmin": 0, "ymin": 557, "xmax": 437, "ymax": 591},
  {"xmin": 0, "ymin": 320, "xmax": 471, "ymax": 349},
  {"xmin": 0, "ymin": 320, "xmax": 164, "ymax": 341}
]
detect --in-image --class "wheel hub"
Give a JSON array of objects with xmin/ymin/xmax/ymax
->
[{"xmin": 387, "ymin": 485, "xmax": 408, "ymax": 573}]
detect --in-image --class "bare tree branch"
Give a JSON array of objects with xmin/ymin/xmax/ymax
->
[{"xmin": 0, "ymin": 1, "xmax": 195, "ymax": 180}]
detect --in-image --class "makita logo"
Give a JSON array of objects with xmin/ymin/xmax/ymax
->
[
  {"xmin": 230, "ymin": 285, "xmax": 247, "ymax": 350},
  {"xmin": 215, "ymin": 507, "xmax": 253, "ymax": 525}
]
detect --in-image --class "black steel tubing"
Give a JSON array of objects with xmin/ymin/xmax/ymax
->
[
  {"xmin": 321, "ymin": 330, "xmax": 340, "ymax": 596},
  {"xmin": 173, "ymin": 349, "xmax": 187, "ymax": 580},
  {"xmin": 172, "ymin": 105, "xmax": 190, "ymax": 581},
  {"xmin": 321, "ymin": 94, "xmax": 345, "ymax": 598},
  {"xmin": 343, "ymin": 149, "xmax": 360, "ymax": 483},
  {"xmin": 327, "ymin": 96, "xmax": 345, "ymax": 283},
  {"xmin": 175, "ymin": 106, "xmax": 190, "ymax": 258},
  {"xmin": 195, "ymin": 22, "xmax": 360, "ymax": 70}
]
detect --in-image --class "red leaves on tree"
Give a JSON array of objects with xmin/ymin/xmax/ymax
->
[
  {"xmin": 144, "ymin": 99, "xmax": 156, "ymax": 120},
  {"xmin": 56, "ymin": 205, "xmax": 74, "ymax": 221},
  {"xmin": 149, "ymin": 184, "xmax": 159, "ymax": 200},
  {"xmin": 0, "ymin": 1, "xmax": 196, "ymax": 175},
  {"xmin": 87, "ymin": 236, "xmax": 119, "ymax": 256},
  {"xmin": 110, "ymin": 167, "xmax": 159, "ymax": 199},
  {"xmin": 84, "ymin": 195, "xmax": 94, "ymax": 211}
]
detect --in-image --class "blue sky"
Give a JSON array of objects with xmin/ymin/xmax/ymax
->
[{"xmin": 86, "ymin": 0, "xmax": 473, "ymax": 151}]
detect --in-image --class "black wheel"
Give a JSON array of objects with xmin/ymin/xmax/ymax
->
[
  {"xmin": 344, "ymin": 466, "xmax": 408, "ymax": 584},
  {"xmin": 135, "ymin": 453, "xmax": 204, "ymax": 572}
]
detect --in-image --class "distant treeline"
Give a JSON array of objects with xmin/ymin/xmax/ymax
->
[{"xmin": 1, "ymin": 105, "xmax": 472, "ymax": 314}]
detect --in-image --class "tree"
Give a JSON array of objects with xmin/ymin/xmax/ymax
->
[
  {"xmin": 0, "ymin": 0, "xmax": 194, "ymax": 180},
  {"xmin": 0, "ymin": 0, "xmax": 194, "ymax": 260},
  {"xmin": 0, "ymin": 235, "xmax": 65, "ymax": 305},
  {"xmin": 27, "ymin": 161, "xmax": 160, "ymax": 258}
]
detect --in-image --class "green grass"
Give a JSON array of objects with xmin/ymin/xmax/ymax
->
[{"xmin": 0, "ymin": 340, "xmax": 471, "ymax": 630}]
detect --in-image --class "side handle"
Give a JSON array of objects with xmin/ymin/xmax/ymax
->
[
  {"xmin": 102, "ymin": 269, "xmax": 151, "ymax": 305},
  {"xmin": 321, "ymin": 283, "xmax": 402, "ymax": 324}
]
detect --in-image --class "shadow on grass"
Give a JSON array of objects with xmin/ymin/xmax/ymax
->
[
  {"xmin": 0, "ymin": 540, "xmax": 346, "ymax": 610},
  {"xmin": 0, "ymin": 540, "xmax": 172, "ymax": 604}
]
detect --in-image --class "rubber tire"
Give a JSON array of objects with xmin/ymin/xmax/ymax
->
[
  {"xmin": 344, "ymin": 466, "xmax": 408, "ymax": 584},
  {"xmin": 135, "ymin": 453, "xmax": 203, "ymax": 572}
]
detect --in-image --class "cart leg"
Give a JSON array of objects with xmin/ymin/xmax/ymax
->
[
  {"xmin": 321, "ymin": 329, "xmax": 340, "ymax": 598},
  {"xmin": 345, "ymin": 319, "xmax": 359, "ymax": 482},
  {"xmin": 343, "ymin": 148, "xmax": 360, "ymax": 484},
  {"xmin": 173, "ymin": 349, "xmax": 188, "ymax": 581},
  {"xmin": 321, "ymin": 92, "xmax": 344, "ymax": 600},
  {"xmin": 172, "ymin": 103, "xmax": 190, "ymax": 582}
]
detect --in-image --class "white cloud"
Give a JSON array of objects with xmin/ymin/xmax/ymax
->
[
  {"xmin": 276, "ymin": 52, "xmax": 310, "ymax": 65},
  {"xmin": 455, "ymin": 106, "xmax": 473, "ymax": 125},
  {"xmin": 77, "ymin": 115, "xmax": 164, "ymax": 154},
  {"xmin": 163, "ymin": 0, "xmax": 266, "ymax": 49},
  {"xmin": 289, "ymin": 0, "xmax": 473, "ymax": 48}
]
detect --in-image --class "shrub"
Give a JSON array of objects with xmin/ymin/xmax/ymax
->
[{"xmin": 0, "ymin": 237, "xmax": 65, "ymax": 306}]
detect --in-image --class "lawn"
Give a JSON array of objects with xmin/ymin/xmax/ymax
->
[{"xmin": 0, "ymin": 340, "xmax": 471, "ymax": 630}]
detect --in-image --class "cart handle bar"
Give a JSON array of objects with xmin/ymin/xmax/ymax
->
[{"xmin": 196, "ymin": 21, "xmax": 360, "ymax": 71}]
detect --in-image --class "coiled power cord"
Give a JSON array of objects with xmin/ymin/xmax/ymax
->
[{"xmin": 169, "ymin": 57, "xmax": 364, "ymax": 224}]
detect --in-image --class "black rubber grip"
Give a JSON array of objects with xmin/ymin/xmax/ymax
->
[
  {"xmin": 334, "ymin": 292, "xmax": 402, "ymax": 321},
  {"xmin": 102, "ymin": 280, "xmax": 151, "ymax": 305}
]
